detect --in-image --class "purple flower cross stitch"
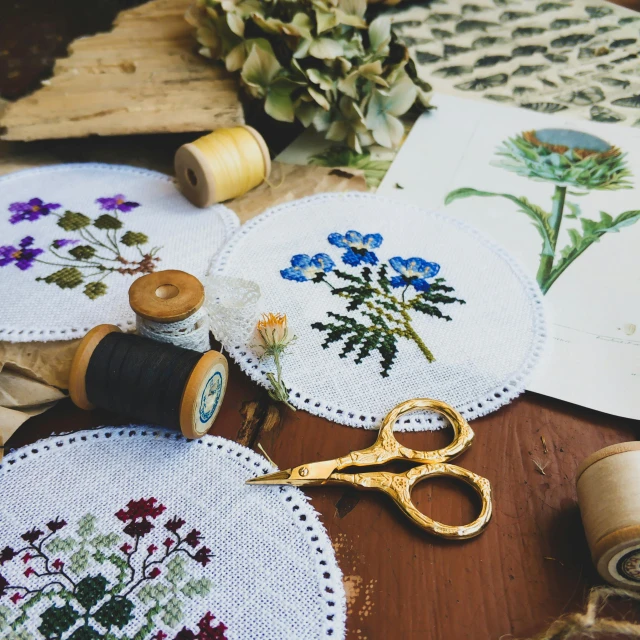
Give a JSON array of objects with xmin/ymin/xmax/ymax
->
[
  {"xmin": 52, "ymin": 238, "xmax": 79, "ymax": 249},
  {"xmin": 9, "ymin": 198, "xmax": 60, "ymax": 224},
  {"xmin": 96, "ymin": 194, "xmax": 140, "ymax": 213},
  {"xmin": 0, "ymin": 237, "xmax": 44, "ymax": 271}
]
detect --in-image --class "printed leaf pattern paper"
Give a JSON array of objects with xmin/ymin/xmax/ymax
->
[
  {"xmin": 386, "ymin": 0, "xmax": 640, "ymax": 125},
  {"xmin": 0, "ymin": 498, "xmax": 227, "ymax": 640},
  {"xmin": 0, "ymin": 194, "xmax": 161, "ymax": 300}
]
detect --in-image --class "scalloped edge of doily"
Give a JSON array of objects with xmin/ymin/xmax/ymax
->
[
  {"xmin": 0, "ymin": 163, "xmax": 240, "ymax": 343},
  {"xmin": 0, "ymin": 426, "xmax": 346, "ymax": 640},
  {"xmin": 213, "ymin": 191, "xmax": 548, "ymax": 431}
]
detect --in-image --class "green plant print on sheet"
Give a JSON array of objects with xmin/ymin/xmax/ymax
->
[{"xmin": 446, "ymin": 129, "xmax": 639, "ymax": 294}]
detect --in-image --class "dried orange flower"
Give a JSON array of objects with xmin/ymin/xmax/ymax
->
[
  {"xmin": 253, "ymin": 313, "xmax": 296, "ymax": 411},
  {"xmin": 254, "ymin": 313, "xmax": 295, "ymax": 357}
]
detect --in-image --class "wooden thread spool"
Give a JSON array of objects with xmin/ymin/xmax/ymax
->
[
  {"xmin": 69, "ymin": 325, "xmax": 228, "ymax": 439},
  {"xmin": 129, "ymin": 270, "xmax": 210, "ymax": 352},
  {"xmin": 576, "ymin": 442, "xmax": 640, "ymax": 589},
  {"xmin": 175, "ymin": 126, "xmax": 271, "ymax": 207}
]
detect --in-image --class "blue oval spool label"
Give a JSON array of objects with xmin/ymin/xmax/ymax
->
[
  {"xmin": 616, "ymin": 548, "xmax": 640, "ymax": 583},
  {"xmin": 199, "ymin": 370, "xmax": 224, "ymax": 425}
]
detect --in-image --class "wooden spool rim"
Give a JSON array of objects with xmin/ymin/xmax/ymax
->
[
  {"xmin": 179, "ymin": 350, "xmax": 229, "ymax": 438},
  {"xmin": 129, "ymin": 270, "xmax": 204, "ymax": 323},
  {"xmin": 576, "ymin": 442, "xmax": 640, "ymax": 483},
  {"xmin": 68, "ymin": 324, "xmax": 121, "ymax": 410},
  {"xmin": 174, "ymin": 125, "xmax": 271, "ymax": 208}
]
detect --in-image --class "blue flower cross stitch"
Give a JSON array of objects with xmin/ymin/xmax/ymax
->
[
  {"xmin": 389, "ymin": 257, "xmax": 441, "ymax": 293},
  {"xmin": 280, "ymin": 230, "xmax": 465, "ymax": 376},
  {"xmin": 281, "ymin": 253, "xmax": 335, "ymax": 282},
  {"xmin": 328, "ymin": 230, "xmax": 383, "ymax": 266}
]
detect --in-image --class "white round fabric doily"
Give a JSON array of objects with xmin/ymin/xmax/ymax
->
[
  {"xmin": 0, "ymin": 164, "xmax": 238, "ymax": 342},
  {"xmin": 0, "ymin": 428, "xmax": 345, "ymax": 640},
  {"xmin": 214, "ymin": 192, "xmax": 547, "ymax": 430}
]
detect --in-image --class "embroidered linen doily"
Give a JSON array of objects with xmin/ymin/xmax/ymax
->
[
  {"xmin": 0, "ymin": 428, "xmax": 345, "ymax": 640},
  {"xmin": 0, "ymin": 164, "xmax": 238, "ymax": 342},
  {"xmin": 214, "ymin": 192, "xmax": 547, "ymax": 430}
]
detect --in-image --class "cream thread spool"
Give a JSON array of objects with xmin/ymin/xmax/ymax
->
[
  {"xmin": 129, "ymin": 270, "xmax": 211, "ymax": 352},
  {"xmin": 577, "ymin": 442, "xmax": 640, "ymax": 589},
  {"xmin": 175, "ymin": 126, "xmax": 271, "ymax": 207}
]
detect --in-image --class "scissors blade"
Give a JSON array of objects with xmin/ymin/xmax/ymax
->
[
  {"xmin": 246, "ymin": 469, "xmax": 294, "ymax": 485},
  {"xmin": 246, "ymin": 459, "xmax": 338, "ymax": 486}
]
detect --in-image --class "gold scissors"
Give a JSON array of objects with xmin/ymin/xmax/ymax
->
[{"xmin": 247, "ymin": 398, "xmax": 492, "ymax": 539}]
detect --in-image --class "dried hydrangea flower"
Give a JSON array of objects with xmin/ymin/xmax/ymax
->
[{"xmin": 186, "ymin": 0, "xmax": 432, "ymax": 151}]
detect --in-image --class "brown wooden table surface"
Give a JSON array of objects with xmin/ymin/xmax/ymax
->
[
  {"xmin": 5, "ymin": 329, "xmax": 639, "ymax": 639},
  {"xmin": 2, "ymin": 1, "xmax": 640, "ymax": 638}
]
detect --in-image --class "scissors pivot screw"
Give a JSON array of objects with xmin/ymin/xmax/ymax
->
[{"xmin": 299, "ymin": 467, "xmax": 309, "ymax": 477}]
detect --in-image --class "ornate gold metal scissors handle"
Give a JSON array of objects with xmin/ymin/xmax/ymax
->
[{"xmin": 247, "ymin": 398, "xmax": 493, "ymax": 540}]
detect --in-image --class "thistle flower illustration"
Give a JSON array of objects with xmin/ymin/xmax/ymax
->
[
  {"xmin": 446, "ymin": 128, "xmax": 639, "ymax": 294},
  {"xmin": 495, "ymin": 129, "xmax": 632, "ymax": 190}
]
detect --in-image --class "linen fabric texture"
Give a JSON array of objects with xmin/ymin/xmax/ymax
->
[
  {"xmin": 0, "ymin": 164, "xmax": 238, "ymax": 342},
  {"xmin": 0, "ymin": 428, "xmax": 345, "ymax": 640},
  {"xmin": 214, "ymin": 192, "xmax": 547, "ymax": 430}
]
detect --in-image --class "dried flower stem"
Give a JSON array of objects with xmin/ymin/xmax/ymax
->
[
  {"xmin": 266, "ymin": 350, "xmax": 296, "ymax": 412},
  {"xmin": 533, "ymin": 458, "xmax": 549, "ymax": 476}
]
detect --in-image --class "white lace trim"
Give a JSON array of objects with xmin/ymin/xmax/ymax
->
[{"xmin": 214, "ymin": 192, "xmax": 548, "ymax": 430}]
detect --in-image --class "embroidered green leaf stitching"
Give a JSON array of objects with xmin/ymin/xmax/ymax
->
[
  {"xmin": 4, "ymin": 194, "xmax": 162, "ymax": 300},
  {"xmin": 93, "ymin": 597, "xmax": 135, "ymax": 630},
  {"xmin": 77, "ymin": 515, "xmax": 97, "ymax": 539},
  {"xmin": 38, "ymin": 603, "xmax": 81, "ymax": 637},
  {"xmin": 1, "ymin": 500, "xmax": 222, "ymax": 640},
  {"xmin": 282, "ymin": 234, "xmax": 465, "ymax": 377},
  {"xmin": 161, "ymin": 597, "xmax": 184, "ymax": 628},
  {"xmin": 0, "ymin": 604, "xmax": 11, "ymax": 631},
  {"xmin": 58, "ymin": 212, "xmax": 91, "ymax": 231}
]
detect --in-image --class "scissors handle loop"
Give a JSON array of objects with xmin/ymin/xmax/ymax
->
[
  {"xmin": 378, "ymin": 398, "xmax": 474, "ymax": 464},
  {"xmin": 334, "ymin": 463, "xmax": 492, "ymax": 539}
]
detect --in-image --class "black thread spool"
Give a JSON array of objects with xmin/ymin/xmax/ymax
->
[{"xmin": 69, "ymin": 325, "xmax": 228, "ymax": 438}]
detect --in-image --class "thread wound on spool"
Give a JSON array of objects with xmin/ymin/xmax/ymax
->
[
  {"xmin": 70, "ymin": 327, "xmax": 228, "ymax": 439},
  {"xmin": 129, "ymin": 270, "xmax": 210, "ymax": 352},
  {"xmin": 175, "ymin": 126, "xmax": 271, "ymax": 207},
  {"xmin": 577, "ymin": 443, "xmax": 640, "ymax": 590},
  {"xmin": 86, "ymin": 332, "xmax": 202, "ymax": 431}
]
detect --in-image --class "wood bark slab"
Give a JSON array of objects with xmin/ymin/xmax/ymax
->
[{"xmin": 0, "ymin": 0, "xmax": 243, "ymax": 141}]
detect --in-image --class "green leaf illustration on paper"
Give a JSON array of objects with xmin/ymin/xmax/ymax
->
[{"xmin": 446, "ymin": 128, "xmax": 637, "ymax": 294}]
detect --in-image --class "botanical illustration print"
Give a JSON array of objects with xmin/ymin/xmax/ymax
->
[
  {"xmin": 0, "ymin": 195, "xmax": 161, "ymax": 300},
  {"xmin": 0, "ymin": 498, "xmax": 228, "ymax": 640},
  {"xmin": 281, "ymin": 230, "xmax": 465, "ymax": 376},
  {"xmin": 386, "ymin": 0, "xmax": 640, "ymax": 125},
  {"xmin": 446, "ymin": 128, "xmax": 640, "ymax": 293},
  {"xmin": 308, "ymin": 146, "xmax": 393, "ymax": 188}
]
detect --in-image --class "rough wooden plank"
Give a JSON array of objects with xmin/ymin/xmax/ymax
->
[{"xmin": 0, "ymin": 0, "xmax": 243, "ymax": 141}]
